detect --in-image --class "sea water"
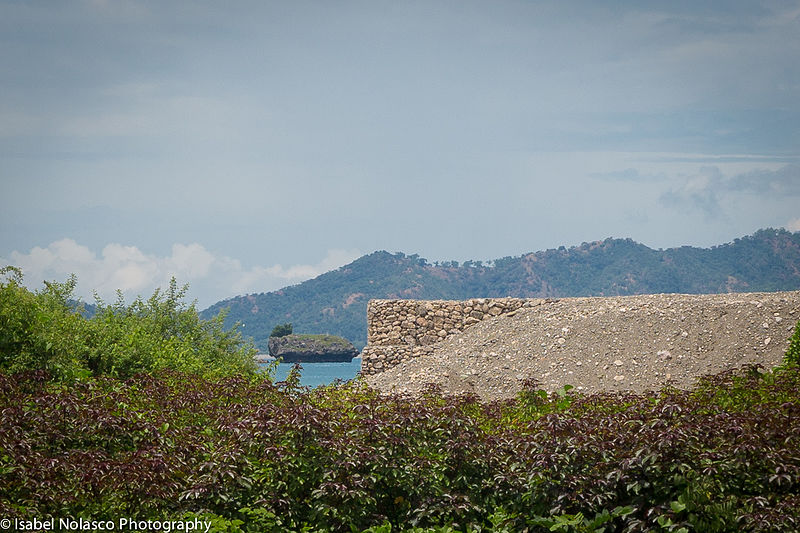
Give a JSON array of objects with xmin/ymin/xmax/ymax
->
[{"xmin": 259, "ymin": 359, "xmax": 362, "ymax": 388}]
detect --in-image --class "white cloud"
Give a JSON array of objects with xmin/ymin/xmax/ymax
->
[
  {"xmin": 729, "ymin": 164, "xmax": 800, "ymax": 195},
  {"xmin": 659, "ymin": 163, "xmax": 800, "ymax": 217},
  {"xmin": 1, "ymin": 239, "xmax": 362, "ymax": 308},
  {"xmin": 659, "ymin": 166, "xmax": 724, "ymax": 216},
  {"xmin": 589, "ymin": 167, "xmax": 667, "ymax": 182},
  {"xmin": 166, "ymin": 243, "xmax": 215, "ymax": 279},
  {"xmin": 787, "ymin": 218, "xmax": 800, "ymax": 232}
]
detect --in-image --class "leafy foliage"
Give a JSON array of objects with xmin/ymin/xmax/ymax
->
[
  {"xmin": 785, "ymin": 318, "xmax": 800, "ymax": 365},
  {"xmin": 2, "ymin": 364, "xmax": 799, "ymax": 531},
  {"xmin": 0, "ymin": 268, "xmax": 256, "ymax": 381},
  {"xmin": 202, "ymin": 229, "xmax": 800, "ymax": 350},
  {"xmin": 270, "ymin": 323, "xmax": 293, "ymax": 338},
  {"xmin": 3, "ymin": 245, "xmax": 800, "ymax": 531}
]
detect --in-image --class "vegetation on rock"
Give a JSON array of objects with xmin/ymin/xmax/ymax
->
[
  {"xmin": 269, "ymin": 333, "xmax": 358, "ymax": 362},
  {"xmin": 270, "ymin": 322, "xmax": 293, "ymax": 338}
]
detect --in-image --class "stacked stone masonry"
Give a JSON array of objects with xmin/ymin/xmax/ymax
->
[
  {"xmin": 362, "ymin": 298, "xmax": 547, "ymax": 374},
  {"xmin": 360, "ymin": 293, "xmax": 800, "ymax": 376}
]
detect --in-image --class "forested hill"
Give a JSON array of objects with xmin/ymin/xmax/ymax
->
[{"xmin": 200, "ymin": 229, "xmax": 800, "ymax": 351}]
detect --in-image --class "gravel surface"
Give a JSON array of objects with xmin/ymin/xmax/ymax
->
[{"xmin": 364, "ymin": 292, "xmax": 800, "ymax": 401}]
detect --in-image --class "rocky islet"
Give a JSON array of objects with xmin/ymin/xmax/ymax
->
[{"xmin": 268, "ymin": 333, "xmax": 358, "ymax": 363}]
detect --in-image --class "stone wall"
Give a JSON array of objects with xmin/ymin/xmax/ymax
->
[
  {"xmin": 362, "ymin": 291, "xmax": 800, "ymax": 398},
  {"xmin": 360, "ymin": 293, "xmax": 800, "ymax": 377},
  {"xmin": 361, "ymin": 298, "xmax": 547, "ymax": 374}
]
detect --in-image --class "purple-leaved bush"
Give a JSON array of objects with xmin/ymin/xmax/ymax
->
[{"xmin": 1, "ymin": 365, "xmax": 799, "ymax": 532}]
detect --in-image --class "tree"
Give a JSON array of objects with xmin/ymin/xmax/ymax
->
[{"xmin": 270, "ymin": 323, "xmax": 293, "ymax": 338}]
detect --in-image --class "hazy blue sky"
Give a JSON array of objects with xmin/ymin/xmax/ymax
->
[{"xmin": 2, "ymin": 0, "xmax": 799, "ymax": 307}]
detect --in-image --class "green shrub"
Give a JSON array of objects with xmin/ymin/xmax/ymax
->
[
  {"xmin": 0, "ymin": 266, "xmax": 91, "ymax": 380},
  {"xmin": 785, "ymin": 318, "xmax": 800, "ymax": 365},
  {"xmin": 0, "ymin": 267, "xmax": 257, "ymax": 381},
  {"xmin": 270, "ymin": 322, "xmax": 293, "ymax": 338},
  {"xmin": 86, "ymin": 278, "xmax": 257, "ymax": 378}
]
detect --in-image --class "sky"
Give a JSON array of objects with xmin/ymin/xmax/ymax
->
[{"xmin": 2, "ymin": 0, "xmax": 799, "ymax": 308}]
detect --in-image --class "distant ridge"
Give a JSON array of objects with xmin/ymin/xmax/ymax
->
[{"xmin": 201, "ymin": 228, "xmax": 800, "ymax": 351}]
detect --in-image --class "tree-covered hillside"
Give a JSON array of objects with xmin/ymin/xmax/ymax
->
[{"xmin": 201, "ymin": 229, "xmax": 800, "ymax": 351}]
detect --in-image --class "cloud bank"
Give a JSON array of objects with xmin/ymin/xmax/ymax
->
[
  {"xmin": 659, "ymin": 163, "xmax": 800, "ymax": 217},
  {"xmin": 1, "ymin": 239, "xmax": 362, "ymax": 309}
]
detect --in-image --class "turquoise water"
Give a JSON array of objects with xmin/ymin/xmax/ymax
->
[{"xmin": 259, "ymin": 359, "xmax": 362, "ymax": 388}]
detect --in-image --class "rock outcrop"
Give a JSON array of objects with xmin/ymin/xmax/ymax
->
[{"xmin": 268, "ymin": 334, "xmax": 358, "ymax": 363}]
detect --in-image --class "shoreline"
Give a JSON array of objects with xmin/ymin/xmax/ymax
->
[{"xmin": 255, "ymin": 354, "xmax": 362, "ymax": 363}]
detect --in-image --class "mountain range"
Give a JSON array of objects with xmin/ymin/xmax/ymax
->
[{"xmin": 200, "ymin": 228, "xmax": 800, "ymax": 351}]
